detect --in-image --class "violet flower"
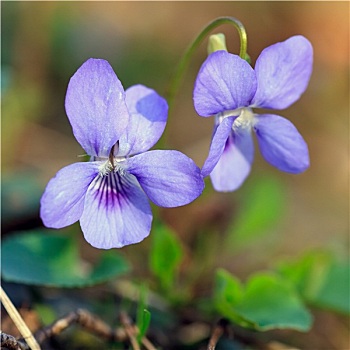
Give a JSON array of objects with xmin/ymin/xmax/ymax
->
[
  {"xmin": 40, "ymin": 58, "xmax": 204, "ymax": 249},
  {"xmin": 193, "ymin": 35, "xmax": 313, "ymax": 191}
]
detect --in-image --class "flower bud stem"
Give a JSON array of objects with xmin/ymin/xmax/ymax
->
[{"xmin": 167, "ymin": 17, "xmax": 248, "ymax": 114}]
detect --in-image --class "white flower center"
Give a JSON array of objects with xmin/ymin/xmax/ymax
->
[
  {"xmin": 217, "ymin": 107, "xmax": 256, "ymax": 131},
  {"xmin": 96, "ymin": 156, "xmax": 127, "ymax": 176}
]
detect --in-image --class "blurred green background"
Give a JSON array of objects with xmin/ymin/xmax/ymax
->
[{"xmin": 1, "ymin": 2, "xmax": 349, "ymax": 348}]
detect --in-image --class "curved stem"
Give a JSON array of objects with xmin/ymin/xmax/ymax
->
[{"xmin": 167, "ymin": 16, "xmax": 248, "ymax": 113}]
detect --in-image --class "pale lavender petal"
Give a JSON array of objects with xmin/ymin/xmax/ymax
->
[
  {"xmin": 193, "ymin": 51, "xmax": 257, "ymax": 116},
  {"xmin": 254, "ymin": 114, "xmax": 309, "ymax": 173},
  {"xmin": 80, "ymin": 172, "xmax": 152, "ymax": 249},
  {"xmin": 127, "ymin": 150, "xmax": 204, "ymax": 207},
  {"xmin": 202, "ymin": 116, "xmax": 235, "ymax": 177},
  {"xmin": 251, "ymin": 36, "xmax": 313, "ymax": 109},
  {"xmin": 40, "ymin": 162, "xmax": 99, "ymax": 228},
  {"xmin": 117, "ymin": 85, "xmax": 168, "ymax": 156},
  {"xmin": 210, "ymin": 126, "xmax": 254, "ymax": 192},
  {"xmin": 65, "ymin": 58, "xmax": 130, "ymax": 157}
]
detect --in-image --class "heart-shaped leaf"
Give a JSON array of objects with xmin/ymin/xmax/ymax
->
[
  {"xmin": 1, "ymin": 231, "xmax": 130, "ymax": 287},
  {"xmin": 214, "ymin": 269, "xmax": 312, "ymax": 331}
]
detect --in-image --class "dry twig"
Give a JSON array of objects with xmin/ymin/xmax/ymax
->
[
  {"xmin": 207, "ymin": 319, "xmax": 230, "ymax": 350},
  {"xmin": 120, "ymin": 311, "xmax": 141, "ymax": 350},
  {"xmin": 34, "ymin": 308, "xmax": 123, "ymax": 344},
  {"xmin": 119, "ymin": 311, "xmax": 157, "ymax": 350},
  {"xmin": 0, "ymin": 332, "xmax": 27, "ymax": 350},
  {"xmin": 0, "ymin": 287, "xmax": 41, "ymax": 350},
  {"xmin": 1, "ymin": 308, "xmax": 157, "ymax": 350}
]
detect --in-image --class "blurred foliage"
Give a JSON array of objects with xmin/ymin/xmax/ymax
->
[
  {"xmin": 47, "ymin": 4, "xmax": 176, "ymax": 93},
  {"xmin": 1, "ymin": 1, "xmax": 19, "ymax": 67},
  {"xmin": 137, "ymin": 308, "xmax": 151, "ymax": 344},
  {"xmin": 277, "ymin": 251, "xmax": 350, "ymax": 315},
  {"xmin": 1, "ymin": 174, "xmax": 43, "ymax": 226},
  {"xmin": 2, "ymin": 82, "xmax": 47, "ymax": 169},
  {"xmin": 227, "ymin": 175, "xmax": 285, "ymax": 250},
  {"xmin": 214, "ymin": 269, "xmax": 312, "ymax": 332},
  {"xmin": 34, "ymin": 303, "xmax": 57, "ymax": 326},
  {"xmin": 149, "ymin": 222, "xmax": 184, "ymax": 293},
  {"xmin": 1, "ymin": 231, "xmax": 130, "ymax": 287},
  {"xmin": 136, "ymin": 284, "xmax": 151, "ymax": 344}
]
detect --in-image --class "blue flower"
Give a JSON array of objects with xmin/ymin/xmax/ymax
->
[
  {"xmin": 40, "ymin": 58, "xmax": 204, "ymax": 249},
  {"xmin": 193, "ymin": 36, "xmax": 313, "ymax": 191}
]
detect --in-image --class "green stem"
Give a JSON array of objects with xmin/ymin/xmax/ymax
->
[{"xmin": 167, "ymin": 16, "xmax": 248, "ymax": 114}]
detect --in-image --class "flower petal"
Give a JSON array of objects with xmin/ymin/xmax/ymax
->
[
  {"xmin": 193, "ymin": 51, "xmax": 257, "ymax": 117},
  {"xmin": 210, "ymin": 126, "xmax": 254, "ymax": 192},
  {"xmin": 202, "ymin": 116, "xmax": 235, "ymax": 177},
  {"xmin": 65, "ymin": 58, "xmax": 130, "ymax": 157},
  {"xmin": 193, "ymin": 51, "xmax": 257, "ymax": 116},
  {"xmin": 254, "ymin": 114, "xmax": 309, "ymax": 173},
  {"xmin": 40, "ymin": 162, "xmax": 99, "ymax": 228},
  {"xmin": 127, "ymin": 150, "xmax": 204, "ymax": 207},
  {"xmin": 117, "ymin": 85, "xmax": 168, "ymax": 156},
  {"xmin": 251, "ymin": 36, "xmax": 313, "ymax": 109},
  {"xmin": 80, "ymin": 172, "xmax": 152, "ymax": 249}
]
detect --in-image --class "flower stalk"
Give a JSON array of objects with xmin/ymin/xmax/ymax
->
[{"xmin": 167, "ymin": 16, "xmax": 248, "ymax": 114}]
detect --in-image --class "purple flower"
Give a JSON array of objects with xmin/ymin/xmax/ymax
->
[
  {"xmin": 40, "ymin": 58, "xmax": 204, "ymax": 249},
  {"xmin": 193, "ymin": 36, "xmax": 313, "ymax": 191}
]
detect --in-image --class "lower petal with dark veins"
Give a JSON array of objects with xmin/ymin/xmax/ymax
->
[{"xmin": 80, "ymin": 171, "xmax": 152, "ymax": 249}]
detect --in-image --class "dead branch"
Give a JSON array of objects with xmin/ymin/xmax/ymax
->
[
  {"xmin": 34, "ymin": 308, "xmax": 124, "ymax": 344},
  {"xmin": 119, "ymin": 311, "xmax": 157, "ymax": 350},
  {"xmin": 0, "ymin": 332, "xmax": 27, "ymax": 350},
  {"xmin": 207, "ymin": 319, "xmax": 230, "ymax": 350},
  {"xmin": 119, "ymin": 311, "xmax": 141, "ymax": 350}
]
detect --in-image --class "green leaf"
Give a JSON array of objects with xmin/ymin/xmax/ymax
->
[
  {"xmin": 149, "ymin": 223, "xmax": 183, "ymax": 291},
  {"xmin": 34, "ymin": 304, "xmax": 57, "ymax": 325},
  {"xmin": 136, "ymin": 284, "xmax": 151, "ymax": 343},
  {"xmin": 1, "ymin": 231, "xmax": 130, "ymax": 287},
  {"xmin": 277, "ymin": 251, "xmax": 350, "ymax": 314},
  {"xmin": 215, "ymin": 269, "xmax": 244, "ymax": 305},
  {"xmin": 137, "ymin": 309, "xmax": 151, "ymax": 342},
  {"xmin": 229, "ymin": 176, "xmax": 285, "ymax": 248},
  {"xmin": 214, "ymin": 269, "xmax": 254, "ymax": 328},
  {"xmin": 214, "ymin": 269, "xmax": 312, "ymax": 331},
  {"xmin": 277, "ymin": 251, "xmax": 332, "ymax": 300},
  {"xmin": 314, "ymin": 262, "xmax": 350, "ymax": 314},
  {"xmin": 235, "ymin": 273, "xmax": 312, "ymax": 331},
  {"xmin": 88, "ymin": 250, "xmax": 131, "ymax": 285}
]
